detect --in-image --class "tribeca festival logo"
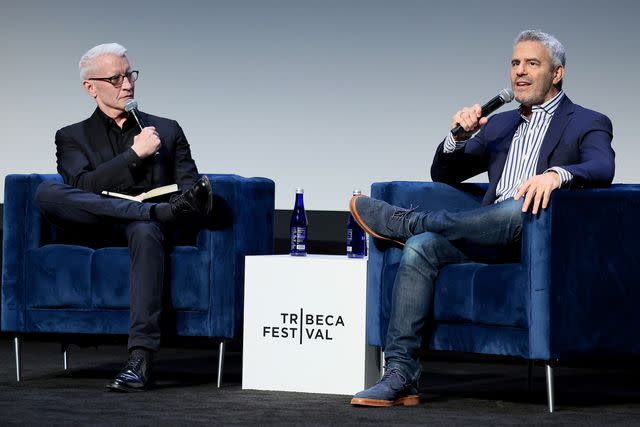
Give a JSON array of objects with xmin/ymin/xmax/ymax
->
[{"xmin": 262, "ymin": 308, "xmax": 345, "ymax": 343}]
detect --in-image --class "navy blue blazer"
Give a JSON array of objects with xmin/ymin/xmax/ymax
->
[
  {"xmin": 55, "ymin": 108, "xmax": 199, "ymax": 195},
  {"xmin": 431, "ymin": 96, "xmax": 615, "ymax": 205}
]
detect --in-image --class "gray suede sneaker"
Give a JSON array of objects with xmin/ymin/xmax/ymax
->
[
  {"xmin": 350, "ymin": 368, "xmax": 420, "ymax": 407},
  {"xmin": 349, "ymin": 195, "xmax": 417, "ymax": 246}
]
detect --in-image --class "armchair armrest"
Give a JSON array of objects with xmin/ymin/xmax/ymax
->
[
  {"xmin": 2, "ymin": 174, "xmax": 61, "ymax": 330},
  {"xmin": 524, "ymin": 185, "xmax": 640, "ymax": 359},
  {"xmin": 370, "ymin": 181, "xmax": 487, "ymax": 211},
  {"xmin": 198, "ymin": 174, "xmax": 275, "ymax": 338}
]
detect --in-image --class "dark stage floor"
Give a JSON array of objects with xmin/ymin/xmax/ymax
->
[{"xmin": 1, "ymin": 337, "xmax": 639, "ymax": 425}]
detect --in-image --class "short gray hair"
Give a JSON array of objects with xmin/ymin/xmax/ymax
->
[
  {"xmin": 515, "ymin": 30, "xmax": 566, "ymax": 68},
  {"xmin": 78, "ymin": 43, "xmax": 128, "ymax": 80}
]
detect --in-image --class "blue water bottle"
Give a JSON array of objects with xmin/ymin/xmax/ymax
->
[
  {"xmin": 347, "ymin": 190, "xmax": 367, "ymax": 258},
  {"xmin": 290, "ymin": 188, "xmax": 308, "ymax": 256}
]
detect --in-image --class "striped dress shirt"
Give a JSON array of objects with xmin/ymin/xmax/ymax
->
[{"xmin": 443, "ymin": 91, "xmax": 572, "ymax": 203}]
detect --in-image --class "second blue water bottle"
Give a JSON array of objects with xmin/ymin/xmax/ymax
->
[
  {"xmin": 290, "ymin": 188, "xmax": 308, "ymax": 256},
  {"xmin": 347, "ymin": 190, "xmax": 367, "ymax": 258}
]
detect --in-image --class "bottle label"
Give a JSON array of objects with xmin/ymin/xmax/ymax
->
[
  {"xmin": 346, "ymin": 223, "xmax": 366, "ymax": 257},
  {"xmin": 290, "ymin": 226, "xmax": 307, "ymax": 253}
]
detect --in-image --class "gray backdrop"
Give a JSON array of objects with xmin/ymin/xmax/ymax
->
[{"xmin": 1, "ymin": 0, "xmax": 637, "ymax": 210}]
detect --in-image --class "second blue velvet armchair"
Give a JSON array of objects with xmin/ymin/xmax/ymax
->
[{"xmin": 366, "ymin": 181, "xmax": 640, "ymax": 412}]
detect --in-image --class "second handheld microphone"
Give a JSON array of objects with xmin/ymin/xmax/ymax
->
[{"xmin": 451, "ymin": 88, "xmax": 515, "ymax": 137}]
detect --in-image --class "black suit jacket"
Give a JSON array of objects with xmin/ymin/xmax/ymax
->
[
  {"xmin": 431, "ymin": 96, "xmax": 615, "ymax": 205},
  {"xmin": 56, "ymin": 108, "xmax": 199, "ymax": 195}
]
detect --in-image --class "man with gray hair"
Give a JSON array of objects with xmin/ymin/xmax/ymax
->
[
  {"xmin": 349, "ymin": 30, "xmax": 614, "ymax": 406},
  {"xmin": 36, "ymin": 43, "xmax": 214, "ymax": 392}
]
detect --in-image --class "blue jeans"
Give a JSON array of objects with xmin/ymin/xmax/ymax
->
[{"xmin": 384, "ymin": 198, "xmax": 524, "ymax": 383}]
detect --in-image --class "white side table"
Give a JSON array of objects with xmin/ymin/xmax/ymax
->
[{"xmin": 242, "ymin": 254, "xmax": 379, "ymax": 395}]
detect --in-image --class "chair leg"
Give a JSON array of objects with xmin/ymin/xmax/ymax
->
[
  {"xmin": 61, "ymin": 344, "xmax": 69, "ymax": 371},
  {"xmin": 380, "ymin": 348, "xmax": 385, "ymax": 378},
  {"xmin": 527, "ymin": 360, "xmax": 534, "ymax": 393},
  {"xmin": 217, "ymin": 340, "xmax": 226, "ymax": 388},
  {"xmin": 14, "ymin": 336, "xmax": 22, "ymax": 382},
  {"xmin": 545, "ymin": 362, "xmax": 555, "ymax": 413}
]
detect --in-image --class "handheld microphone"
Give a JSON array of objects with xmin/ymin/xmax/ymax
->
[
  {"xmin": 124, "ymin": 99, "xmax": 160, "ymax": 157},
  {"xmin": 451, "ymin": 88, "xmax": 515, "ymax": 137},
  {"xmin": 124, "ymin": 99, "xmax": 147, "ymax": 130}
]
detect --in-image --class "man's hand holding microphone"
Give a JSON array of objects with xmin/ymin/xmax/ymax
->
[
  {"xmin": 132, "ymin": 127, "xmax": 161, "ymax": 158},
  {"xmin": 125, "ymin": 99, "xmax": 160, "ymax": 159},
  {"xmin": 450, "ymin": 103, "xmax": 489, "ymax": 141}
]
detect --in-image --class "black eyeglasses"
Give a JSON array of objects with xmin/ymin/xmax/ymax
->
[{"xmin": 89, "ymin": 70, "xmax": 139, "ymax": 87}]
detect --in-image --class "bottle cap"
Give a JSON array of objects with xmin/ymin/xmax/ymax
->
[{"xmin": 296, "ymin": 188, "xmax": 304, "ymax": 194}]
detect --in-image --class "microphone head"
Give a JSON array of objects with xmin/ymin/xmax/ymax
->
[
  {"xmin": 124, "ymin": 99, "xmax": 138, "ymax": 112},
  {"xmin": 499, "ymin": 88, "xmax": 515, "ymax": 103}
]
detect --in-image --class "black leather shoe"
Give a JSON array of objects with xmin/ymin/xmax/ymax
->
[
  {"xmin": 106, "ymin": 349, "xmax": 153, "ymax": 392},
  {"xmin": 169, "ymin": 176, "xmax": 213, "ymax": 219}
]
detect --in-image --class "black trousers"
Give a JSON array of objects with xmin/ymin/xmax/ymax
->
[{"xmin": 36, "ymin": 180, "xmax": 165, "ymax": 352}]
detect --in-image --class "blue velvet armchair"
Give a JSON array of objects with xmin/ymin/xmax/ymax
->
[
  {"xmin": 367, "ymin": 181, "xmax": 640, "ymax": 412},
  {"xmin": 2, "ymin": 173, "xmax": 275, "ymax": 385}
]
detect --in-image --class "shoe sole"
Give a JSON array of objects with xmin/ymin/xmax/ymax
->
[
  {"xmin": 350, "ymin": 395, "xmax": 420, "ymax": 407},
  {"xmin": 349, "ymin": 195, "xmax": 405, "ymax": 247},
  {"xmin": 105, "ymin": 383, "xmax": 149, "ymax": 392}
]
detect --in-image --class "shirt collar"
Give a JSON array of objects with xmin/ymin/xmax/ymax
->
[
  {"xmin": 519, "ymin": 90, "xmax": 565, "ymax": 119},
  {"xmin": 95, "ymin": 107, "xmax": 136, "ymax": 132}
]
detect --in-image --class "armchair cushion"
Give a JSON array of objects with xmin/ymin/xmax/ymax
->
[{"xmin": 27, "ymin": 244, "xmax": 93, "ymax": 308}]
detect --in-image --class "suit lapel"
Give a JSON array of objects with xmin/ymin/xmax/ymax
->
[{"xmin": 536, "ymin": 95, "xmax": 575, "ymax": 173}]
